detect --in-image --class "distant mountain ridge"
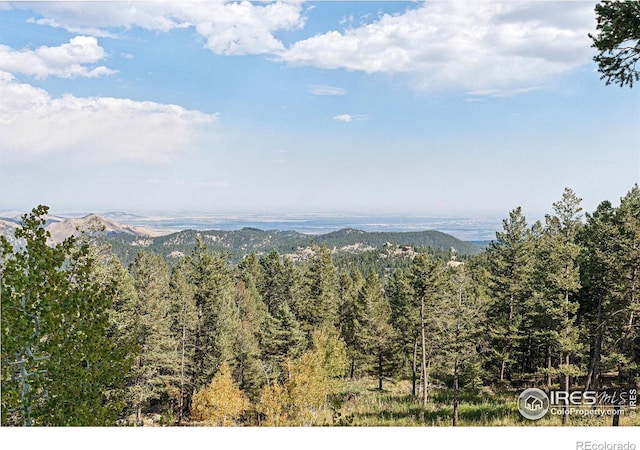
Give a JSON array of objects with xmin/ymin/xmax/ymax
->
[
  {"xmin": 0, "ymin": 213, "xmax": 482, "ymax": 264},
  {"xmin": 0, "ymin": 213, "xmax": 167, "ymax": 246},
  {"xmin": 103, "ymin": 224, "xmax": 482, "ymax": 266}
]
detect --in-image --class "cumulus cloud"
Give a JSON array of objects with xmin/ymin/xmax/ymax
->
[
  {"xmin": 280, "ymin": 1, "xmax": 596, "ymax": 91},
  {"xmin": 308, "ymin": 84, "xmax": 347, "ymax": 96},
  {"xmin": 0, "ymin": 36, "xmax": 116, "ymax": 79},
  {"xmin": 0, "ymin": 71, "xmax": 217, "ymax": 163},
  {"xmin": 334, "ymin": 114, "xmax": 366, "ymax": 123},
  {"xmin": 20, "ymin": 1, "xmax": 305, "ymax": 55},
  {"xmin": 14, "ymin": 1, "xmax": 597, "ymax": 92}
]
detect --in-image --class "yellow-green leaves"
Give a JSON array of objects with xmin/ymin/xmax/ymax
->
[{"xmin": 190, "ymin": 363, "xmax": 248, "ymax": 426}]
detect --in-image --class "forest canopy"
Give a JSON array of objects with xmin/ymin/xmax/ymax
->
[{"xmin": 1, "ymin": 185, "xmax": 639, "ymax": 426}]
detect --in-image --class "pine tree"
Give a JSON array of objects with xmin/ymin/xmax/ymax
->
[
  {"xmin": 101, "ymin": 256, "xmax": 139, "ymax": 422},
  {"xmin": 168, "ymin": 258, "xmax": 199, "ymax": 423},
  {"xmin": 337, "ymin": 270, "xmax": 365, "ymax": 379},
  {"xmin": 233, "ymin": 279, "xmax": 267, "ymax": 400},
  {"xmin": 485, "ymin": 207, "xmax": 534, "ymax": 383},
  {"xmin": 188, "ymin": 237, "xmax": 239, "ymax": 390},
  {"xmin": 129, "ymin": 250, "xmax": 179, "ymax": 425},
  {"xmin": 258, "ymin": 250, "xmax": 291, "ymax": 315},
  {"xmin": 579, "ymin": 200, "xmax": 620, "ymax": 390},
  {"xmin": 613, "ymin": 185, "xmax": 640, "ymax": 387},
  {"xmin": 388, "ymin": 268, "xmax": 420, "ymax": 396},
  {"xmin": 409, "ymin": 253, "xmax": 447, "ymax": 407},
  {"xmin": 439, "ymin": 266, "xmax": 486, "ymax": 426},
  {"xmin": 357, "ymin": 271, "xmax": 396, "ymax": 390},
  {"xmin": 301, "ymin": 244, "xmax": 339, "ymax": 329},
  {"xmin": 531, "ymin": 189, "xmax": 583, "ymax": 424}
]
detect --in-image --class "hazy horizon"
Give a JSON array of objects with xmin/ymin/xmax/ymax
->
[
  {"xmin": 1, "ymin": 1, "xmax": 637, "ymax": 219},
  {"xmin": 0, "ymin": 206, "xmax": 540, "ymax": 241}
]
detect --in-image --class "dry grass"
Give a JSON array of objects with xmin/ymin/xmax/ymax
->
[{"xmin": 328, "ymin": 378, "xmax": 640, "ymax": 427}]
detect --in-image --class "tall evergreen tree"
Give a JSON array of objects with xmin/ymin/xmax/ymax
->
[
  {"xmin": 388, "ymin": 268, "xmax": 420, "ymax": 396},
  {"xmin": 233, "ymin": 279, "xmax": 267, "ymax": 400},
  {"xmin": 129, "ymin": 250, "xmax": 179, "ymax": 425},
  {"xmin": 168, "ymin": 258, "xmax": 199, "ymax": 423},
  {"xmin": 439, "ymin": 266, "xmax": 486, "ymax": 426},
  {"xmin": 101, "ymin": 256, "xmax": 139, "ymax": 421},
  {"xmin": 258, "ymin": 250, "xmax": 292, "ymax": 315},
  {"xmin": 188, "ymin": 237, "xmax": 239, "ymax": 390},
  {"xmin": 357, "ymin": 272, "xmax": 396, "ymax": 390},
  {"xmin": 301, "ymin": 244, "xmax": 339, "ymax": 330},
  {"xmin": 579, "ymin": 200, "xmax": 620, "ymax": 391},
  {"xmin": 531, "ymin": 189, "xmax": 583, "ymax": 424},
  {"xmin": 613, "ymin": 185, "xmax": 640, "ymax": 387},
  {"xmin": 485, "ymin": 207, "xmax": 534, "ymax": 382},
  {"xmin": 409, "ymin": 253, "xmax": 446, "ymax": 407},
  {"xmin": 338, "ymin": 270, "xmax": 365, "ymax": 379}
]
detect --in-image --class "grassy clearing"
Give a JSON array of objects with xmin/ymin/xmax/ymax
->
[{"xmin": 328, "ymin": 378, "xmax": 640, "ymax": 427}]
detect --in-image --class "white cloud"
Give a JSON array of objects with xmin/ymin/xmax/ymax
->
[
  {"xmin": 0, "ymin": 36, "xmax": 116, "ymax": 79},
  {"xmin": 334, "ymin": 114, "xmax": 366, "ymax": 123},
  {"xmin": 465, "ymin": 86, "xmax": 540, "ymax": 98},
  {"xmin": 0, "ymin": 71, "xmax": 217, "ymax": 163},
  {"xmin": 20, "ymin": 1, "xmax": 305, "ymax": 56},
  {"xmin": 280, "ymin": 1, "xmax": 595, "ymax": 91},
  {"xmin": 308, "ymin": 84, "xmax": 347, "ymax": 96}
]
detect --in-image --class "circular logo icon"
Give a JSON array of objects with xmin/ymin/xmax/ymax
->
[{"xmin": 518, "ymin": 388, "xmax": 549, "ymax": 420}]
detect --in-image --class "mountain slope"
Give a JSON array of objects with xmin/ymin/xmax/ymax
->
[
  {"xmin": 102, "ymin": 226, "xmax": 482, "ymax": 266},
  {"xmin": 45, "ymin": 214, "xmax": 156, "ymax": 243},
  {"xmin": 1, "ymin": 213, "xmax": 482, "ymax": 264}
]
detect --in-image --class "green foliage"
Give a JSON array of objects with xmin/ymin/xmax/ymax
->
[
  {"xmin": 4, "ymin": 184, "xmax": 640, "ymax": 426},
  {"xmin": 188, "ymin": 237, "xmax": 239, "ymax": 390},
  {"xmin": 338, "ymin": 270, "xmax": 365, "ymax": 378},
  {"xmin": 387, "ymin": 268, "xmax": 419, "ymax": 382},
  {"xmin": 232, "ymin": 279, "xmax": 267, "ymax": 399},
  {"xmin": 1, "ymin": 206, "xmax": 131, "ymax": 426},
  {"xmin": 533, "ymin": 189, "xmax": 583, "ymax": 383},
  {"xmin": 590, "ymin": 0, "xmax": 640, "ymax": 87},
  {"xmin": 102, "ymin": 227, "xmax": 481, "ymax": 268},
  {"xmin": 300, "ymin": 244, "xmax": 339, "ymax": 329},
  {"xmin": 168, "ymin": 257, "xmax": 199, "ymax": 422},
  {"xmin": 310, "ymin": 327, "xmax": 348, "ymax": 379},
  {"xmin": 485, "ymin": 207, "xmax": 534, "ymax": 382},
  {"xmin": 356, "ymin": 271, "xmax": 397, "ymax": 389},
  {"xmin": 128, "ymin": 250, "xmax": 179, "ymax": 424}
]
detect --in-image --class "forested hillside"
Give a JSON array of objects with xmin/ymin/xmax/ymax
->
[
  {"xmin": 100, "ymin": 226, "xmax": 481, "ymax": 268},
  {"xmin": 1, "ymin": 185, "xmax": 639, "ymax": 427}
]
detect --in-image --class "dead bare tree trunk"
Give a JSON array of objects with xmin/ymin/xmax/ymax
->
[
  {"xmin": 500, "ymin": 297, "xmax": 514, "ymax": 382},
  {"xmin": 453, "ymin": 357, "xmax": 460, "ymax": 426},
  {"xmin": 562, "ymin": 353, "xmax": 569, "ymax": 426},
  {"xmin": 420, "ymin": 295, "xmax": 428, "ymax": 408},
  {"xmin": 378, "ymin": 350, "xmax": 383, "ymax": 390},
  {"xmin": 178, "ymin": 322, "xmax": 187, "ymax": 424},
  {"xmin": 412, "ymin": 336, "xmax": 418, "ymax": 399},
  {"xmin": 546, "ymin": 345, "xmax": 552, "ymax": 388},
  {"xmin": 586, "ymin": 291, "xmax": 604, "ymax": 391}
]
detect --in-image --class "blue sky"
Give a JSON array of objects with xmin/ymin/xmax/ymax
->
[{"xmin": 0, "ymin": 1, "xmax": 638, "ymax": 219}]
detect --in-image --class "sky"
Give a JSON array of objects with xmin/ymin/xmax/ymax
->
[{"xmin": 0, "ymin": 0, "xmax": 638, "ymax": 219}]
